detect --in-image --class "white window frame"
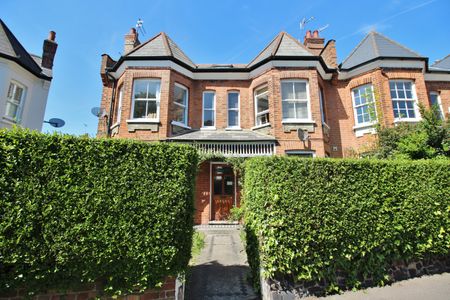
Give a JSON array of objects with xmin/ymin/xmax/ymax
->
[
  {"xmin": 130, "ymin": 78, "xmax": 161, "ymax": 122},
  {"xmin": 173, "ymin": 83, "xmax": 189, "ymax": 127},
  {"xmin": 389, "ymin": 80, "xmax": 421, "ymax": 122},
  {"xmin": 429, "ymin": 91, "xmax": 444, "ymax": 119},
  {"xmin": 227, "ymin": 91, "xmax": 240, "ymax": 129},
  {"xmin": 280, "ymin": 79, "xmax": 312, "ymax": 123},
  {"xmin": 351, "ymin": 84, "xmax": 378, "ymax": 127},
  {"xmin": 202, "ymin": 91, "xmax": 216, "ymax": 129},
  {"xmin": 116, "ymin": 86, "xmax": 123, "ymax": 124},
  {"xmin": 254, "ymin": 86, "xmax": 270, "ymax": 127},
  {"xmin": 4, "ymin": 80, "xmax": 27, "ymax": 123}
]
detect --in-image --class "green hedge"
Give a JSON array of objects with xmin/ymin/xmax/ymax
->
[
  {"xmin": 0, "ymin": 129, "xmax": 198, "ymax": 296},
  {"xmin": 244, "ymin": 157, "xmax": 450, "ymax": 291}
]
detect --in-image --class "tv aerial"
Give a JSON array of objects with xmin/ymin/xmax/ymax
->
[
  {"xmin": 136, "ymin": 18, "xmax": 146, "ymax": 36},
  {"xmin": 300, "ymin": 16, "xmax": 315, "ymax": 30},
  {"xmin": 44, "ymin": 118, "xmax": 65, "ymax": 128},
  {"xmin": 318, "ymin": 24, "xmax": 330, "ymax": 33},
  {"xmin": 91, "ymin": 107, "xmax": 107, "ymax": 118}
]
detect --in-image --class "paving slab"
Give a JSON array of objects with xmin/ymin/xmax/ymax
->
[
  {"xmin": 185, "ymin": 226, "xmax": 258, "ymax": 300},
  {"xmin": 308, "ymin": 273, "xmax": 450, "ymax": 300}
]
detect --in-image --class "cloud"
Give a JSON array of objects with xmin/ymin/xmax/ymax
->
[
  {"xmin": 358, "ymin": 23, "xmax": 392, "ymax": 34},
  {"xmin": 338, "ymin": 0, "xmax": 437, "ymax": 41}
]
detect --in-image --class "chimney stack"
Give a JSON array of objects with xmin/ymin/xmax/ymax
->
[
  {"xmin": 41, "ymin": 31, "xmax": 58, "ymax": 69},
  {"xmin": 304, "ymin": 29, "xmax": 325, "ymax": 56},
  {"xmin": 124, "ymin": 28, "xmax": 140, "ymax": 54}
]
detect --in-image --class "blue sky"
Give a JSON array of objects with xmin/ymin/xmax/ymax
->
[{"xmin": 2, "ymin": 0, "xmax": 449, "ymax": 136}]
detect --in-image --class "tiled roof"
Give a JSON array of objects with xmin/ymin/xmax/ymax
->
[
  {"xmin": 126, "ymin": 32, "xmax": 196, "ymax": 68},
  {"xmin": 430, "ymin": 54, "xmax": 450, "ymax": 71},
  {"xmin": 247, "ymin": 32, "xmax": 313, "ymax": 68},
  {"xmin": 0, "ymin": 19, "xmax": 49, "ymax": 79},
  {"xmin": 168, "ymin": 129, "xmax": 276, "ymax": 141},
  {"xmin": 340, "ymin": 31, "xmax": 423, "ymax": 70}
]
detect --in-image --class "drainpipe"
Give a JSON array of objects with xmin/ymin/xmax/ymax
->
[{"xmin": 105, "ymin": 70, "xmax": 116, "ymax": 137}]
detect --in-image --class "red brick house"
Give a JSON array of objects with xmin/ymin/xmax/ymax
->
[{"xmin": 97, "ymin": 28, "xmax": 450, "ymax": 224}]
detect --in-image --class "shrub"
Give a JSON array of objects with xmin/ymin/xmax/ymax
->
[
  {"xmin": 0, "ymin": 129, "xmax": 198, "ymax": 296},
  {"xmin": 244, "ymin": 157, "xmax": 449, "ymax": 292}
]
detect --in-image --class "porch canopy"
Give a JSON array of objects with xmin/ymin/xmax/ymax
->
[{"xmin": 168, "ymin": 130, "xmax": 276, "ymax": 157}]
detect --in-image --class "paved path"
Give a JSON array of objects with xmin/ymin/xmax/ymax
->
[
  {"xmin": 308, "ymin": 273, "xmax": 450, "ymax": 300},
  {"xmin": 185, "ymin": 226, "xmax": 258, "ymax": 300}
]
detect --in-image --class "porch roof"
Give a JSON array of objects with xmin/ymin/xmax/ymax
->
[{"xmin": 168, "ymin": 129, "xmax": 276, "ymax": 142}]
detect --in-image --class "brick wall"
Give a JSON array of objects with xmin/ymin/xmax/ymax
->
[{"xmin": 0, "ymin": 277, "xmax": 178, "ymax": 300}]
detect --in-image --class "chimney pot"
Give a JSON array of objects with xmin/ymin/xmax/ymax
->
[
  {"xmin": 48, "ymin": 31, "xmax": 56, "ymax": 41},
  {"xmin": 305, "ymin": 30, "xmax": 312, "ymax": 39},
  {"xmin": 313, "ymin": 30, "xmax": 319, "ymax": 38},
  {"xmin": 124, "ymin": 28, "xmax": 140, "ymax": 54}
]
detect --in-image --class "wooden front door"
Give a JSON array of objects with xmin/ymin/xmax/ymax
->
[{"xmin": 211, "ymin": 164, "xmax": 235, "ymax": 221}]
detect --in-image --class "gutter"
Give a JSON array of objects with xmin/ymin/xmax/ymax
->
[{"xmin": 105, "ymin": 70, "xmax": 116, "ymax": 137}]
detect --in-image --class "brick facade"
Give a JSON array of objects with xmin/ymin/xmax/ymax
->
[{"xmin": 97, "ymin": 30, "xmax": 450, "ymax": 224}]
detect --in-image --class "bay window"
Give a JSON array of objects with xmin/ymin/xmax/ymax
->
[
  {"xmin": 281, "ymin": 80, "xmax": 310, "ymax": 121},
  {"xmin": 131, "ymin": 79, "xmax": 161, "ymax": 121},
  {"xmin": 351, "ymin": 84, "xmax": 377, "ymax": 126},
  {"xmin": 173, "ymin": 83, "xmax": 188, "ymax": 126},
  {"xmin": 202, "ymin": 91, "xmax": 215, "ymax": 128},
  {"xmin": 227, "ymin": 92, "xmax": 240, "ymax": 128},
  {"xmin": 254, "ymin": 86, "xmax": 269, "ymax": 126},
  {"xmin": 429, "ymin": 92, "xmax": 444, "ymax": 120},
  {"xmin": 389, "ymin": 80, "xmax": 419, "ymax": 121}
]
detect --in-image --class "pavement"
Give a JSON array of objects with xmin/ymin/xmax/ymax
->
[
  {"xmin": 309, "ymin": 273, "xmax": 450, "ymax": 300},
  {"xmin": 185, "ymin": 225, "xmax": 258, "ymax": 300}
]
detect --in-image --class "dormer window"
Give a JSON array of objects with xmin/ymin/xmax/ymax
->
[{"xmin": 131, "ymin": 79, "xmax": 161, "ymax": 121}]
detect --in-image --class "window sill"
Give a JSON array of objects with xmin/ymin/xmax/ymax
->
[
  {"xmin": 282, "ymin": 120, "xmax": 315, "ymax": 124},
  {"xmin": 352, "ymin": 122, "xmax": 377, "ymax": 130},
  {"xmin": 200, "ymin": 127, "xmax": 216, "ymax": 131},
  {"xmin": 126, "ymin": 119, "xmax": 159, "ymax": 124},
  {"xmin": 393, "ymin": 118, "xmax": 421, "ymax": 124},
  {"xmin": 251, "ymin": 123, "xmax": 271, "ymax": 130},
  {"xmin": 171, "ymin": 121, "xmax": 191, "ymax": 129},
  {"xmin": 2, "ymin": 116, "xmax": 18, "ymax": 124},
  {"xmin": 225, "ymin": 127, "xmax": 242, "ymax": 131}
]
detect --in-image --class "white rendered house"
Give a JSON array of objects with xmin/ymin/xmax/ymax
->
[{"xmin": 0, "ymin": 19, "xmax": 58, "ymax": 131}]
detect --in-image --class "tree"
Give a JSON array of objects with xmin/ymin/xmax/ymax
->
[{"xmin": 373, "ymin": 104, "xmax": 449, "ymax": 159}]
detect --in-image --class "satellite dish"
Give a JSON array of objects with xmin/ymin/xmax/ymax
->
[
  {"xmin": 91, "ymin": 107, "xmax": 107, "ymax": 118},
  {"xmin": 44, "ymin": 118, "xmax": 65, "ymax": 128},
  {"xmin": 297, "ymin": 128, "xmax": 309, "ymax": 142}
]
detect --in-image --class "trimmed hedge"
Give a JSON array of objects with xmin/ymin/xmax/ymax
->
[
  {"xmin": 0, "ymin": 129, "xmax": 198, "ymax": 296},
  {"xmin": 244, "ymin": 157, "xmax": 450, "ymax": 291}
]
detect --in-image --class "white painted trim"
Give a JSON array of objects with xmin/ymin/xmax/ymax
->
[
  {"xmin": 254, "ymin": 86, "xmax": 270, "ymax": 127},
  {"xmin": 251, "ymin": 123, "xmax": 271, "ymax": 130},
  {"xmin": 280, "ymin": 79, "xmax": 312, "ymax": 122},
  {"xmin": 174, "ymin": 83, "xmax": 189, "ymax": 126},
  {"xmin": 351, "ymin": 84, "xmax": 378, "ymax": 128},
  {"xmin": 171, "ymin": 120, "xmax": 191, "ymax": 129},
  {"xmin": 225, "ymin": 127, "xmax": 242, "ymax": 131},
  {"xmin": 202, "ymin": 91, "xmax": 216, "ymax": 129},
  {"xmin": 281, "ymin": 120, "xmax": 315, "ymax": 124},
  {"xmin": 126, "ymin": 119, "xmax": 159, "ymax": 124},
  {"xmin": 429, "ymin": 91, "xmax": 444, "ymax": 119},
  {"xmin": 389, "ymin": 80, "xmax": 421, "ymax": 122},
  {"xmin": 116, "ymin": 86, "xmax": 123, "ymax": 124},
  {"xmin": 338, "ymin": 60, "xmax": 426, "ymax": 80},
  {"xmin": 130, "ymin": 78, "xmax": 161, "ymax": 122},
  {"xmin": 227, "ymin": 91, "xmax": 240, "ymax": 128}
]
